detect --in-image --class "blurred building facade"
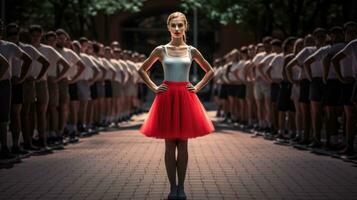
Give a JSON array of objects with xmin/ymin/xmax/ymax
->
[
  {"xmin": 94, "ymin": 0, "xmax": 255, "ymax": 60},
  {"xmin": 93, "ymin": 0, "xmax": 255, "ymax": 101}
]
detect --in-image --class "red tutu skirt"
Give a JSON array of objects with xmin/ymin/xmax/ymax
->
[{"xmin": 140, "ymin": 81, "xmax": 215, "ymax": 140}]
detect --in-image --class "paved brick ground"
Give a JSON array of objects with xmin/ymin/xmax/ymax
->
[{"xmin": 0, "ymin": 112, "xmax": 357, "ymax": 200}]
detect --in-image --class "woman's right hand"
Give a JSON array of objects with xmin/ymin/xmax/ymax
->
[{"xmin": 154, "ymin": 83, "xmax": 168, "ymax": 93}]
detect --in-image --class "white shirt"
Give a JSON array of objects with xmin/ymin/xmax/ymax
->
[
  {"xmin": 326, "ymin": 43, "xmax": 346, "ymax": 79},
  {"xmin": 135, "ymin": 62, "xmax": 144, "ymax": 83},
  {"xmin": 58, "ymin": 47, "xmax": 81, "ymax": 79},
  {"xmin": 260, "ymin": 53, "xmax": 277, "ymax": 74},
  {"xmin": 295, "ymin": 46, "xmax": 317, "ymax": 79},
  {"xmin": 133, "ymin": 62, "xmax": 142, "ymax": 83},
  {"xmin": 79, "ymin": 53, "xmax": 97, "ymax": 80},
  {"xmin": 237, "ymin": 60, "xmax": 250, "ymax": 81},
  {"xmin": 268, "ymin": 53, "xmax": 284, "ymax": 80},
  {"xmin": 101, "ymin": 58, "xmax": 116, "ymax": 80},
  {"xmin": 119, "ymin": 60, "xmax": 130, "ymax": 84},
  {"xmin": 110, "ymin": 59, "xmax": 123, "ymax": 83},
  {"xmin": 38, "ymin": 44, "xmax": 65, "ymax": 78},
  {"xmin": 221, "ymin": 62, "xmax": 233, "ymax": 84},
  {"xmin": 13, "ymin": 43, "xmax": 42, "ymax": 78},
  {"xmin": 291, "ymin": 65, "xmax": 301, "ymax": 81},
  {"xmin": 89, "ymin": 55, "xmax": 103, "ymax": 78},
  {"xmin": 126, "ymin": 60, "xmax": 139, "ymax": 83},
  {"xmin": 339, "ymin": 39, "xmax": 357, "ymax": 78},
  {"xmin": 306, "ymin": 45, "xmax": 330, "ymax": 78},
  {"xmin": 214, "ymin": 67, "xmax": 223, "ymax": 84},
  {"xmin": 0, "ymin": 40, "xmax": 25, "ymax": 80},
  {"xmin": 252, "ymin": 52, "xmax": 267, "ymax": 78},
  {"xmin": 227, "ymin": 61, "xmax": 240, "ymax": 82}
]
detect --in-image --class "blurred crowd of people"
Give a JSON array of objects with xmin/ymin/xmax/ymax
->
[
  {"xmin": 213, "ymin": 21, "xmax": 357, "ymax": 160},
  {"xmin": 0, "ymin": 20, "xmax": 149, "ymax": 164}
]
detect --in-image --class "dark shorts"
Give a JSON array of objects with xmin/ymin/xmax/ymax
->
[
  {"xmin": 35, "ymin": 80, "xmax": 49, "ymax": 104},
  {"xmin": 323, "ymin": 79, "xmax": 342, "ymax": 107},
  {"xmin": 309, "ymin": 77, "xmax": 325, "ymax": 102},
  {"xmin": 59, "ymin": 80, "xmax": 69, "ymax": 104},
  {"xmin": 213, "ymin": 85, "xmax": 219, "ymax": 96},
  {"xmin": 69, "ymin": 83, "xmax": 78, "ymax": 101},
  {"xmin": 137, "ymin": 83, "xmax": 148, "ymax": 100},
  {"xmin": 11, "ymin": 80, "xmax": 23, "ymax": 105},
  {"xmin": 219, "ymin": 84, "xmax": 229, "ymax": 99},
  {"xmin": 226, "ymin": 85, "xmax": 236, "ymax": 97},
  {"xmin": 270, "ymin": 83, "xmax": 280, "ymax": 103},
  {"xmin": 48, "ymin": 79, "xmax": 59, "ymax": 107},
  {"xmin": 237, "ymin": 84, "xmax": 246, "ymax": 99},
  {"xmin": 277, "ymin": 81, "xmax": 295, "ymax": 112},
  {"xmin": 228, "ymin": 85, "xmax": 238, "ymax": 97},
  {"xmin": 90, "ymin": 83, "xmax": 98, "ymax": 100},
  {"xmin": 112, "ymin": 81, "xmax": 121, "ymax": 98},
  {"xmin": 105, "ymin": 80, "xmax": 113, "ymax": 98},
  {"xmin": 77, "ymin": 80, "xmax": 91, "ymax": 101},
  {"xmin": 0, "ymin": 80, "xmax": 11, "ymax": 122},
  {"xmin": 22, "ymin": 79, "xmax": 36, "ymax": 104},
  {"xmin": 96, "ymin": 81, "xmax": 105, "ymax": 98},
  {"xmin": 351, "ymin": 81, "xmax": 357, "ymax": 104},
  {"xmin": 299, "ymin": 79, "xmax": 310, "ymax": 103},
  {"xmin": 341, "ymin": 81, "xmax": 355, "ymax": 106},
  {"xmin": 217, "ymin": 84, "xmax": 222, "ymax": 98}
]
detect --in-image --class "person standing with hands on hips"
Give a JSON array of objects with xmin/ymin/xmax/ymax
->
[{"xmin": 137, "ymin": 12, "xmax": 215, "ymax": 200}]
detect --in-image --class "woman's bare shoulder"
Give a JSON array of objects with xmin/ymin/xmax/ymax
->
[
  {"xmin": 189, "ymin": 46, "xmax": 203, "ymax": 57},
  {"xmin": 152, "ymin": 45, "xmax": 165, "ymax": 54}
]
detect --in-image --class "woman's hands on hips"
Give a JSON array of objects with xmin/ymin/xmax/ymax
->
[
  {"xmin": 153, "ymin": 83, "xmax": 198, "ymax": 93},
  {"xmin": 154, "ymin": 83, "xmax": 168, "ymax": 93},
  {"xmin": 187, "ymin": 83, "xmax": 198, "ymax": 93}
]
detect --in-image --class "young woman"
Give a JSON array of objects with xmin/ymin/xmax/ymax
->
[{"xmin": 137, "ymin": 12, "xmax": 215, "ymax": 200}]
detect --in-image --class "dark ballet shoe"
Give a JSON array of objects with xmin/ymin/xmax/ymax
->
[
  {"xmin": 167, "ymin": 185, "xmax": 178, "ymax": 200},
  {"xmin": 177, "ymin": 185, "xmax": 187, "ymax": 200}
]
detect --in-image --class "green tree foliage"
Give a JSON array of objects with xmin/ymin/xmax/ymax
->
[
  {"xmin": 5, "ymin": 0, "xmax": 357, "ymax": 42},
  {"xmin": 6, "ymin": 0, "xmax": 145, "ymax": 38},
  {"xmin": 86, "ymin": 0, "xmax": 144, "ymax": 15},
  {"xmin": 181, "ymin": 0, "xmax": 357, "ymax": 40}
]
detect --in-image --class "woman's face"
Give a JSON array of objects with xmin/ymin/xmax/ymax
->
[{"xmin": 168, "ymin": 17, "xmax": 186, "ymax": 39}]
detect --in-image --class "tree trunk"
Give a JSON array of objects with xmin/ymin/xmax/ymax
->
[
  {"xmin": 262, "ymin": 0, "xmax": 274, "ymax": 36},
  {"xmin": 53, "ymin": 0, "xmax": 69, "ymax": 29},
  {"xmin": 90, "ymin": 16, "xmax": 98, "ymax": 40},
  {"xmin": 343, "ymin": 0, "xmax": 357, "ymax": 21}
]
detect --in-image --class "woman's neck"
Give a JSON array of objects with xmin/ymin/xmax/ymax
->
[{"xmin": 169, "ymin": 37, "xmax": 185, "ymax": 47}]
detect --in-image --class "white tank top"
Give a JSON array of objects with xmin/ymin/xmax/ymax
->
[{"xmin": 162, "ymin": 45, "xmax": 192, "ymax": 82}]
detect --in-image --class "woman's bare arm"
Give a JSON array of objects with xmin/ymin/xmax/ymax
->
[
  {"xmin": 137, "ymin": 46, "xmax": 165, "ymax": 93},
  {"xmin": 190, "ymin": 47, "xmax": 215, "ymax": 92}
]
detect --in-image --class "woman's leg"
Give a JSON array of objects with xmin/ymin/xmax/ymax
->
[
  {"xmin": 177, "ymin": 139, "xmax": 188, "ymax": 186},
  {"xmin": 177, "ymin": 139, "xmax": 188, "ymax": 199},
  {"xmin": 165, "ymin": 139, "xmax": 177, "ymax": 188}
]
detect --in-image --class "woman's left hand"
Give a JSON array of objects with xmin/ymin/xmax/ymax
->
[{"xmin": 187, "ymin": 83, "xmax": 198, "ymax": 93}]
